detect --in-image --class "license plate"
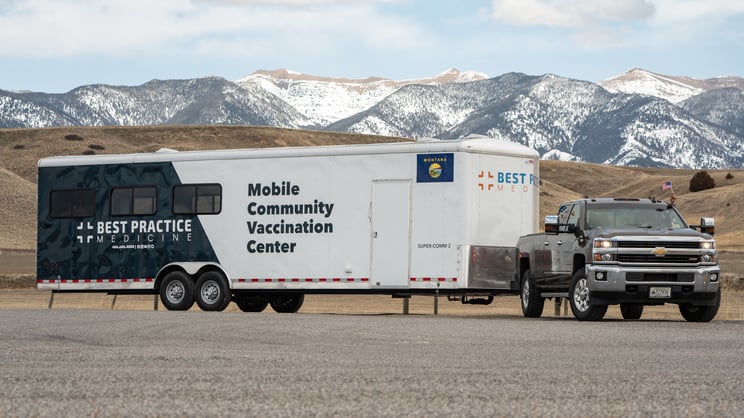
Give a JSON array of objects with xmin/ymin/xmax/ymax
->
[{"xmin": 650, "ymin": 287, "xmax": 671, "ymax": 298}]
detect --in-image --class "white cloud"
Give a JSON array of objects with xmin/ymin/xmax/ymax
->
[
  {"xmin": 0, "ymin": 0, "xmax": 422, "ymax": 58},
  {"xmin": 490, "ymin": 0, "xmax": 655, "ymax": 28},
  {"xmin": 652, "ymin": 0, "xmax": 744, "ymax": 25}
]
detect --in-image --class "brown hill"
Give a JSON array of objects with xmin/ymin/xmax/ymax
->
[{"xmin": 2, "ymin": 126, "xmax": 743, "ymax": 252}]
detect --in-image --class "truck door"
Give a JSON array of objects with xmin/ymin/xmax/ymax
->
[
  {"xmin": 538, "ymin": 203, "xmax": 578, "ymax": 288},
  {"xmin": 370, "ymin": 180, "xmax": 411, "ymax": 288},
  {"xmin": 556, "ymin": 202, "xmax": 581, "ymax": 279}
]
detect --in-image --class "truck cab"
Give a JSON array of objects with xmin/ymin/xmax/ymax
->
[{"xmin": 517, "ymin": 198, "xmax": 720, "ymax": 321}]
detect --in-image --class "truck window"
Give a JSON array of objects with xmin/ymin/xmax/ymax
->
[
  {"xmin": 586, "ymin": 203, "xmax": 687, "ymax": 229},
  {"xmin": 173, "ymin": 184, "xmax": 222, "ymax": 215},
  {"xmin": 111, "ymin": 187, "xmax": 157, "ymax": 216},
  {"xmin": 557, "ymin": 203, "xmax": 580, "ymax": 232},
  {"xmin": 50, "ymin": 188, "xmax": 96, "ymax": 218}
]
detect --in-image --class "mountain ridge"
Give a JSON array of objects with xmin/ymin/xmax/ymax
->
[{"xmin": 1, "ymin": 68, "xmax": 743, "ymax": 169}]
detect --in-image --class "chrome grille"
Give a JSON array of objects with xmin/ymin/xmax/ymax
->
[
  {"xmin": 619, "ymin": 254, "xmax": 699, "ymax": 263},
  {"xmin": 618, "ymin": 241, "xmax": 699, "ymax": 249}
]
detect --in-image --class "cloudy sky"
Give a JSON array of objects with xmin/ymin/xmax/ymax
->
[{"xmin": 1, "ymin": 0, "xmax": 742, "ymax": 93}]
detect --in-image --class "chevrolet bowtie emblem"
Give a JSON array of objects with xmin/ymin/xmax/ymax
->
[{"xmin": 651, "ymin": 247, "xmax": 668, "ymax": 256}]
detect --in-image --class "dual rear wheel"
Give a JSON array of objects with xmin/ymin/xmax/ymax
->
[
  {"xmin": 159, "ymin": 270, "xmax": 230, "ymax": 311},
  {"xmin": 159, "ymin": 270, "xmax": 304, "ymax": 313},
  {"xmin": 235, "ymin": 293, "xmax": 304, "ymax": 313}
]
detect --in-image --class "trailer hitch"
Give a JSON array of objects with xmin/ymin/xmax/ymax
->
[{"xmin": 457, "ymin": 295, "xmax": 494, "ymax": 305}]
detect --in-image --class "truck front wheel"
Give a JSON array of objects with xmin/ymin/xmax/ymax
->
[
  {"xmin": 620, "ymin": 303, "xmax": 644, "ymax": 320},
  {"xmin": 520, "ymin": 269, "xmax": 544, "ymax": 318},
  {"xmin": 679, "ymin": 290, "xmax": 720, "ymax": 322},
  {"xmin": 569, "ymin": 270, "xmax": 607, "ymax": 321}
]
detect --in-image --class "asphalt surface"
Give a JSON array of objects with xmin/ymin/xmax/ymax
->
[{"xmin": 1, "ymin": 310, "xmax": 743, "ymax": 417}]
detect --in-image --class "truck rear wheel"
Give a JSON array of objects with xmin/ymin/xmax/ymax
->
[
  {"xmin": 270, "ymin": 294, "xmax": 304, "ymax": 313},
  {"xmin": 569, "ymin": 270, "xmax": 607, "ymax": 321},
  {"xmin": 620, "ymin": 303, "xmax": 644, "ymax": 320},
  {"xmin": 235, "ymin": 294, "xmax": 269, "ymax": 312},
  {"xmin": 194, "ymin": 271, "xmax": 231, "ymax": 312},
  {"xmin": 520, "ymin": 269, "xmax": 544, "ymax": 318},
  {"xmin": 160, "ymin": 271, "xmax": 194, "ymax": 311},
  {"xmin": 679, "ymin": 290, "xmax": 720, "ymax": 322}
]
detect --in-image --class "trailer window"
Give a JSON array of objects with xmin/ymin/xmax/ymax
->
[
  {"xmin": 173, "ymin": 184, "xmax": 221, "ymax": 215},
  {"xmin": 50, "ymin": 189, "xmax": 96, "ymax": 218},
  {"xmin": 111, "ymin": 187, "xmax": 157, "ymax": 216}
]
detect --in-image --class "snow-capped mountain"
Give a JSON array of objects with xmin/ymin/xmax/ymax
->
[
  {"xmin": 329, "ymin": 73, "xmax": 744, "ymax": 168},
  {"xmin": 1, "ymin": 68, "xmax": 743, "ymax": 169},
  {"xmin": 599, "ymin": 68, "xmax": 744, "ymax": 104},
  {"xmin": 0, "ymin": 77, "xmax": 309, "ymax": 128},
  {"xmin": 681, "ymin": 88, "xmax": 744, "ymax": 137},
  {"xmin": 235, "ymin": 68, "xmax": 487, "ymax": 126}
]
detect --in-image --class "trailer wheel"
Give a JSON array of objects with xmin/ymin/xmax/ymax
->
[
  {"xmin": 194, "ymin": 271, "xmax": 231, "ymax": 312},
  {"xmin": 235, "ymin": 294, "xmax": 269, "ymax": 313},
  {"xmin": 270, "ymin": 294, "xmax": 304, "ymax": 313},
  {"xmin": 160, "ymin": 271, "xmax": 194, "ymax": 311},
  {"xmin": 679, "ymin": 290, "xmax": 720, "ymax": 322},
  {"xmin": 569, "ymin": 270, "xmax": 607, "ymax": 321},
  {"xmin": 620, "ymin": 303, "xmax": 644, "ymax": 320},
  {"xmin": 520, "ymin": 269, "xmax": 544, "ymax": 318}
]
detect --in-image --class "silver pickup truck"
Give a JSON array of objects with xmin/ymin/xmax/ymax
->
[{"xmin": 517, "ymin": 198, "xmax": 720, "ymax": 321}]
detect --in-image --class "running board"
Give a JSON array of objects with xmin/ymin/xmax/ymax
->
[{"xmin": 541, "ymin": 292, "xmax": 569, "ymax": 299}]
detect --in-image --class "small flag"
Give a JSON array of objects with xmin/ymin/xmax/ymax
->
[{"xmin": 662, "ymin": 181, "xmax": 673, "ymax": 190}]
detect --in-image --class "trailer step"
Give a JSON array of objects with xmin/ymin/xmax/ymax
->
[{"xmin": 541, "ymin": 292, "xmax": 569, "ymax": 299}]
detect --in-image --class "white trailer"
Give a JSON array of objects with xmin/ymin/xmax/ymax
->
[{"xmin": 37, "ymin": 137, "xmax": 540, "ymax": 312}]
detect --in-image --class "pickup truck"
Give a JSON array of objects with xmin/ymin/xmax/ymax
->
[{"xmin": 517, "ymin": 198, "xmax": 720, "ymax": 322}]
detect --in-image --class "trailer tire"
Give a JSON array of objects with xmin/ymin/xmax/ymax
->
[
  {"xmin": 194, "ymin": 271, "xmax": 231, "ymax": 312},
  {"xmin": 235, "ymin": 294, "xmax": 269, "ymax": 313},
  {"xmin": 569, "ymin": 269, "xmax": 607, "ymax": 321},
  {"xmin": 160, "ymin": 271, "xmax": 194, "ymax": 311},
  {"xmin": 520, "ymin": 269, "xmax": 544, "ymax": 318},
  {"xmin": 620, "ymin": 303, "xmax": 644, "ymax": 320},
  {"xmin": 270, "ymin": 294, "xmax": 304, "ymax": 313},
  {"xmin": 679, "ymin": 290, "xmax": 720, "ymax": 322}
]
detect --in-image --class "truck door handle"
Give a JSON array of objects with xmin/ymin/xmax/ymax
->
[
  {"xmin": 373, "ymin": 231, "xmax": 378, "ymax": 238},
  {"xmin": 556, "ymin": 240, "xmax": 563, "ymax": 245},
  {"xmin": 544, "ymin": 241, "xmax": 550, "ymax": 246}
]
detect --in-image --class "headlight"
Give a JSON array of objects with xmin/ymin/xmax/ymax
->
[
  {"xmin": 701, "ymin": 240, "xmax": 715, "ymax": 250},
  {"xmin": 594, "ymin": 239, "xmax": 615, "ymax": 249},
  {"xmin": 593, "ymin": 253, "xmax": 616, "ymax": 262}
]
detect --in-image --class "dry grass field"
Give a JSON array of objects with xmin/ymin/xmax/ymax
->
[{"xmin": 1, "ymin": 126, "xmax": 743, "ymax": 313}]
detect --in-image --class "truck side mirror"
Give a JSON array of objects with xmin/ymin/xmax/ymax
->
[
  {"xmin": 700, "ymin": 217, "xmax": 715, "ymax": 236},
  {"xmin": 544, "ymin": 215, "xmax": 559, "ymax": 234}
]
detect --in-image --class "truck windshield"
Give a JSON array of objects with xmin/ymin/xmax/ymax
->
[{"xmin": 585, "ymin": 204, "xmax": 688, "ymax": 230}]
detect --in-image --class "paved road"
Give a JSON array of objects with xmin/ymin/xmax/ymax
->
[{"xmin": 1, "ymin": 310, "xmax": 743, "ymax": 417}]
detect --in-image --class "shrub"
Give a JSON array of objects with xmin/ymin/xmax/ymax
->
[
  {"xmin": 88, "ymin": 144, "xmax": 105, "ymax": 150},
  {"xmin": 82, "ymin": 150, "xmax": 96, "ymax": 155},
  {"xmin": 726, "ymin": 172, "xmax": 734, "ymax": 180},
  {"xmin": 12, "ymin": 144, "xmax": 25, "ymax": 150},
  {"xmin": 64, "ymin": 134, "xmax": 84, "ymax": 141},
  {"xmin": 689, "ymin": 170, "xmax": 715, "ymax": 192}
]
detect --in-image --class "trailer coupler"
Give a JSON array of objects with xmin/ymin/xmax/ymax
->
[{"xmin": 452, "ymin": 295, "xmax": 494, "ymax": 305}]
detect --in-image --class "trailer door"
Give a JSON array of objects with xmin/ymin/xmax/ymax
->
[{"xmin": 370, "ymin": 180, "xmax": 411, "ymax": 288}]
